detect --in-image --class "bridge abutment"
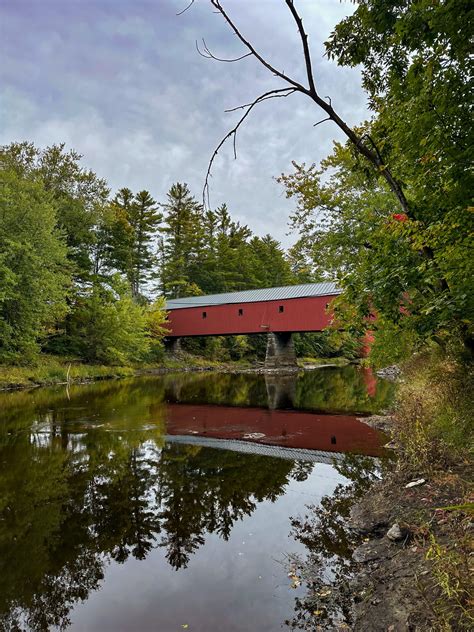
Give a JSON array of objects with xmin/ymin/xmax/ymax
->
[
  {"xmin": 265, "ymin": 332, "xmax": 297, "ymax": 369},
  {"xmin": 165, "ymin": 337, "xmax": 182, "ymax": 355}
]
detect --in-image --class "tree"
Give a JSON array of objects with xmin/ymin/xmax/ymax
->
[
  {"xmin": 190, "ymin": 0, "xmax": 472, "ymax": 350},
  {"xmin": 159, "ymin": 183, "xmax": 204, "ymax": 297},
  {"xmin": 190, "ymin": 0, "xmax": 410, "ymax": 215},
  {"xmin": 0, "ymin": 169, "xmax": 70, "ymax": 362},
  {"xmin": 63, "ymin": 276, "xmax": 151, "ymax": 364},
  {"xmin": 106, "ymin": 188, "xmax": 162, "ymax": 298},
  {"xmin": 0, "ymin": 142, "xmax": 110, "ymax": 281},
  {"xmin": 249, "ymin": 234, "xmax": 294, "ymax": 288}
]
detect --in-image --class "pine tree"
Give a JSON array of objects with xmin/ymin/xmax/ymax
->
[
  {"xmin": 159, "ymin": 183, "xmax": 204, "ymax": 298},
  {"xmin": 105, "ymin": 188, "xmax": 161, "ymax": 298}
]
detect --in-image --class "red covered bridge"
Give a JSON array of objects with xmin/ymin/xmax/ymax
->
[{"xmin": 165, "ymin": 282, "xmax": 341, "ymax": 367}]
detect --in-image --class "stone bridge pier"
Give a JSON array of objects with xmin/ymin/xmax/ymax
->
[
  {"xmin": 165, "ymin": 337, "xmax": 182, "ymax": 355},
  {"xmin": 265, "ymin": 332, "xmax": 297, "ymax": 369}
]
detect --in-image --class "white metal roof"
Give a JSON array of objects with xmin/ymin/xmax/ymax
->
[{"xmin": 165, "ymin": 282, "xmax": 340, "ymax": 310}]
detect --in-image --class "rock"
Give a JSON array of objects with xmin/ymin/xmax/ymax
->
[
  {"xmin": 376, "ymin": 365, "xmax": 401, "ymax": 381},
  {"xmin": 405, "ymin": 478, "xmax": 426, "ymax": 488},
  {"xmin": 386, "ymin": 523, "xmax": 403, "ymax": 541}
]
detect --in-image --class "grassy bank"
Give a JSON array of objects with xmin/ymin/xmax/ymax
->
[
  {"xmin": 0, "ymin": 353, "xmax": 354, "ymax": 391},
  {"xmin": 0, "ymin": 354, "xmax": 252, "ymax": 391}
]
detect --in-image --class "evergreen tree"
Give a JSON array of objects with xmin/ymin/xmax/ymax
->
[
  {"xmin": 159, "ymin": 183, "xmax": 204, "ymax": 297},
  {"xmin": 104, "ymin": 188, "xmax": 161, "ymax": 298},
  {"xmin": 249, "ymin": 235, "xmax": 294, "ymax": 288}
]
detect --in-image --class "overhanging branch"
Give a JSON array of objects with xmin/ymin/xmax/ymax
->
[{"xmin": 203, "ymin": 88, "xmax": 297, "ymax": 207}]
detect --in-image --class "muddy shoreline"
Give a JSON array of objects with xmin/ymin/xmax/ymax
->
[{"xmin": 348, "ymin": 414, "xmax": 473, "ymax": 631}]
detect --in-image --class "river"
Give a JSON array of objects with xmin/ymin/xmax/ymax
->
[{"xmin": 0, "ymin": 366, "xmax": 394, "ymax": 631}]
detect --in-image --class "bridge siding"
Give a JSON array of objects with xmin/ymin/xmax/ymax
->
[{"xmin": 165, "ymin": 295, "xmax": 335, "ymax": 338}]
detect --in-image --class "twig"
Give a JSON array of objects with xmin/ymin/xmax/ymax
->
[
  {"xmin": 203, "ymin": 87, "xmax": 297, "ymax": 207},
  {"xmin": 196, "ymin": 38, "xmax": 252, "ymax": 63},
  {"xmin": 313, "ymin": 117, "xmax": 331, "ymax": 128},
  {"xmin": 176, "ymin": 0, "xmax": 194, "ymax": 16}
]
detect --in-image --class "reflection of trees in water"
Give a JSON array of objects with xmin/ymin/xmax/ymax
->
[
  {"xmin": 161, "ymin": 366, "xmax": 394, "ymax": 414},
  {"xmin": 0, "ymin": 371, "xmax": 393, "ymax": 629},
  {"xmin": 286, "ymin": 454, "xmax": 381, "ymax": 630},
  {"xmin": 0, "ymin": 429, "xmax": 309, "ymax": 630}
]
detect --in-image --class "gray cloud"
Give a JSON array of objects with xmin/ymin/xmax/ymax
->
[{"xmin": 0, "ymin": 0, "xmax": 368, "ymax": 246}]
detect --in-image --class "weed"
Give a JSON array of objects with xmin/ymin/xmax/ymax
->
[{"xmin": 426, "ymin": 533, "xmax": 474, "ymax": 629}]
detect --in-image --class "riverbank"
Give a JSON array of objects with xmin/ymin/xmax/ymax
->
[
  {"xmin": 349, "ymin": 452, "xmax": 473, "ymax": 630},
  {"xmin": 289, "ymin": 352, "xmax": 473, "ymax": 630},
  {"xmin": 0, "ymin": 355, "xmax": 247, "ymax": 391},
  {"xmin": 353, "ymin": 355, "xmax": 473, "ymax": 630},
  {"xmin": 0, "ymin": 354, "xmax": 351, "ymax": 391}
]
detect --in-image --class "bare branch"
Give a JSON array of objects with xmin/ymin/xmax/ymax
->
[
  {"xmin": 210, "ymin": 0, "xmax": 308, "ymax": 93},
  {"xmin": 205, "ymin": 0, "xmax": 411, "ymax": 216},
  {"xmin": 225, "ymin": 88, "xmax": 296, "ymax": 112},
  {"xmin": 313, "ymin": 117, "xmax": 331, "ymax": 127},
  {"xmin": 176, "ymin": 0, "xmax": 194, "ymax": 16},
  {"xmin": 284, "ymin": 0, "xmax": 316, "ymax": 94},
  {"xmin": 203, "ymin": 88, "xmax": 297, "ymax": 208},
  {"xmin": 196, "ymin": 38, "xmax": 252, "ymax": 62}
]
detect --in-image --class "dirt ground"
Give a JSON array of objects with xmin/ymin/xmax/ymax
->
[{"xmin": 348, "ymin": 418, "xmax": 473, "ymax": 631}]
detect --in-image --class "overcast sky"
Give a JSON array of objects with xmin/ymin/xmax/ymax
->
[{"xmin": 1, "ymin": 0, "xmax": 367, "ymax": 246}]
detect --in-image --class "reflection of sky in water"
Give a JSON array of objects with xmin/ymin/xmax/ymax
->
[
  {"xmin": 67, "ymin": 464, "xmax": 344, "ymax": 632},
  {"xmin": 0, "ymin": 369, "xmax": 391, "ymax": 631}
]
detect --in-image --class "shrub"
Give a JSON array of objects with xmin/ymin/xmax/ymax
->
[{"xmin": 59, "ymin": 277, "xmax": 151, "ymax": 364}]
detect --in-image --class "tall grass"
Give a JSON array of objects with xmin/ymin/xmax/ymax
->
[{"xmin": 394, "ymin": 352, "xmax": 473, "ymax": 472}]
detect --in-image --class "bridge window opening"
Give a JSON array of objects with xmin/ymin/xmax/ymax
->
[
  {"xmin": 326, "ymin": 303, "xmax": 330, "ymax": 310},
  {"xmin": 279, "ymin": 305, "xmax": 284, "ymax": 313},
  {"xmin": 331, "ymin": 435, "xmax": 337, "ymax": 445},
  {"xmin": 202, "ymin": 311, "xmax": 207, "ymax": 319},
  {"xmin": 238, "ymin": 308, "xmax": 243, "ymax": 316}
]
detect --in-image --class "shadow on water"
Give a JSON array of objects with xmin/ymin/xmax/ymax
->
[{"xmin": 0, "ymin": 368, "xmax": 394, "ymax": 631}]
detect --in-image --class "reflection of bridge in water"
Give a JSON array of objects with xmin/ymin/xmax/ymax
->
[
  {"xmin": 166, "ymin": 435, "xmax": 356, "ymax": 464},
  {"xmin": 165, "ymin": 403, "xmax": 386, "ymax": 462}
]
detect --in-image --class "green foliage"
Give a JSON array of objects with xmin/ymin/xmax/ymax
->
[
  {"xmin": 61, "ymin": 277, "xmax": 151, "ymax": 364},
  {"xmin": 369, "ymin": 317, "xmax": 420, "ymax": 368},
  {"xmin": 145, "ymin": 297, "xmax": 169, "ymax": 360},
  {"xmin": 294, "ymin": 331, "xmax": 358, "ymax": 360},
  {"xmin": 159, "ymin": 187, "xmax": 296, "ymax": 298},
  {"xmin": 0, "ymin": 169, "xmax": 70, "ymax": 362},
  {"xmin": 159, "ymin": 182, "xmax": 205, "ymax": 297},
  {"xmin": 0, "ymin": 141, "xmax": 110, "ymax": 281},
  {"xmin": 279, "ymin": 1, "xmax": 473, "ymax": 354},
  {"xmin": 105, "ymin": 188, "xmax": 162, "ymax": 298},
  {"xmin": 426, "ymin": 532, "xmax": 474, "ymax": 629}
]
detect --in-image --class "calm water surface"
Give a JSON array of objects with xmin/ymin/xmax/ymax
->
[{"xmin": 0, "ymin": 367, "xmax": 394, "ymax": 631}]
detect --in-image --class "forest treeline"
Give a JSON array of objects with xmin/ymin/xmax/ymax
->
[
  {"xmin": 0, "ymin": 142, "xmax": 335, "ymax": 366},
  {"xmin": 1, "ymin": 0, "xmax": 473, "ymax": 369}
]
